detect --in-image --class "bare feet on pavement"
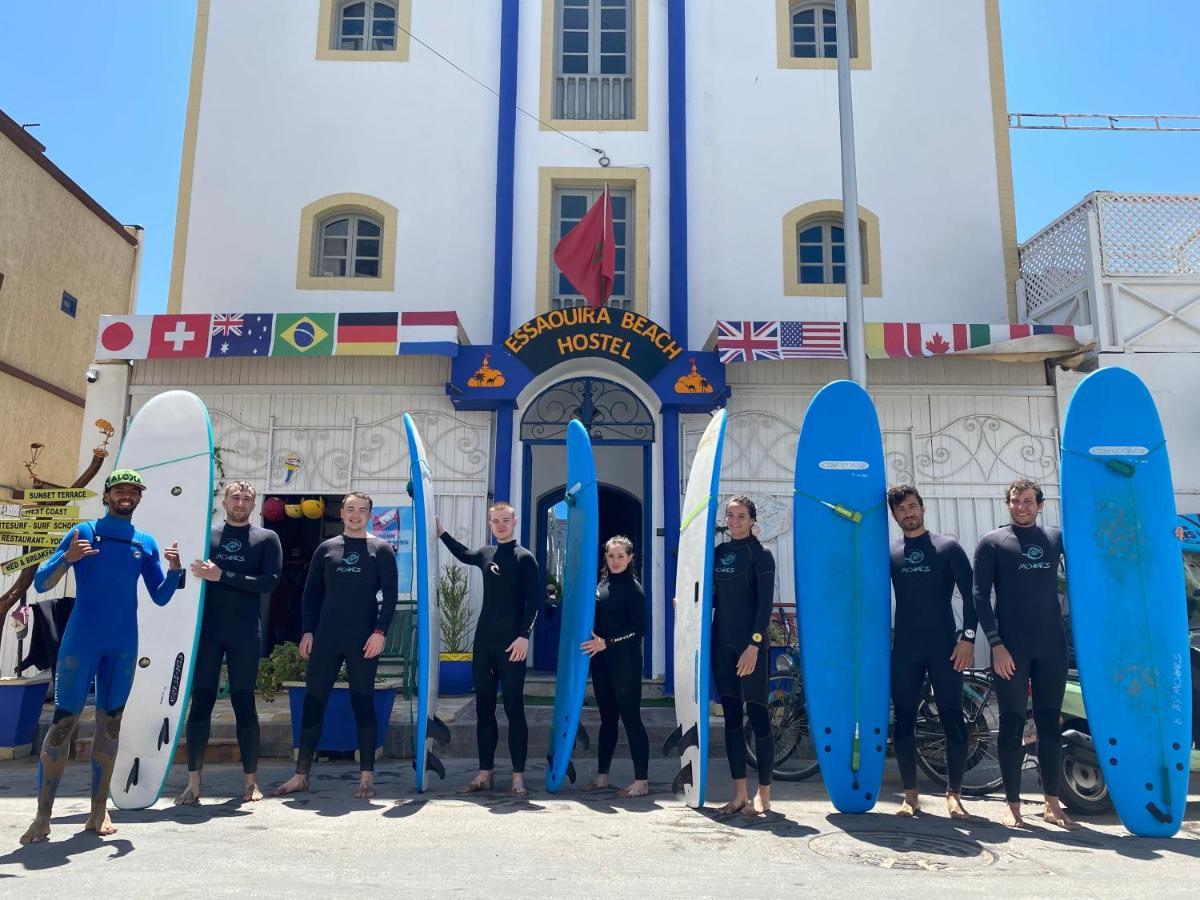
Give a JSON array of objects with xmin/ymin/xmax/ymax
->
[{"xmin": 276, "ymin": 774, "xmax": 310, "ymax": 796}]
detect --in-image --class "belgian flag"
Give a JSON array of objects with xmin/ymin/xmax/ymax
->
[{"xmin": 335, "ymin": 312, "xmax": 399, "ymax": 355}]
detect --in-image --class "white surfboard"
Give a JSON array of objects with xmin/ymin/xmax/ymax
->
[
  {"xmin": 111, "ymin": 390, "xmax": 214, "ymax": 809},
  {"xmin": 668, "ymin": 409, "xmax": 727, "ymax": 808}
]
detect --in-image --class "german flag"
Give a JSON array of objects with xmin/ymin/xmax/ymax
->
[{"xmin": 335, "ymin": 312, "xmax": 398, "ymax": 355}]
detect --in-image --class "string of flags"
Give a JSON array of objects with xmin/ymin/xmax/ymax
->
[
  {"xmin": 714, "ymin": 321, "xmax": 1092, "ymax": 363},
  {"xmin": 95, "ymin": 312, "xmax": 464, "ymax": 360}
]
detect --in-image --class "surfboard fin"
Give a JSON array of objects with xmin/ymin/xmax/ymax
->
[
  {"xmin": 574, "ymin": 724, "xmax": 590, "ymax": 751},
  {"xmin": 125, "ymin": 757, "xmax": 140, "ymax": 792},
  {"xmin": 672, "ymin": 762, "xmax": 693, "ymax": 794},
  {"xmin": 156, "ymin": 717, "xmax": 170, "ymax": 751},
  {"xmin": 426, "ymin": 751, "xmax": 446, "ymax": 781},
  {"xmin": 662, "ymin": 724, "xmax": 682, "ymax": 757},
  {"xmin": 428, "ymin": 715, "xmax": 451, "ymax": 747},
  {"xmin": 679, "ymin": 724, "xmax": 699, "ymax": 753},
  {"xmin": 566, "ymin": 761, "xmax": 577, "ymax": 785}
]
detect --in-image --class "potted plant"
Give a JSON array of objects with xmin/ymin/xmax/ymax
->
[
  {"xmin": 258, "ymin": 641, "xmax": 401, "ymax": 755},
  {"xmin": 438, "ymin": 562, "xmax": 475, "ymax": 696}
]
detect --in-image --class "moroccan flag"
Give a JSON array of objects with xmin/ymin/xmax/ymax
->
[
  {"xmin": 336, "ymin": 312, "xmax": 398, "ymax": 355},
  {"xmin": 553, "ymin": 187, "xmax": 616, "ymax": 308},
  {"xmin": 274, "ymin": 313, "xmax": 334, "ymax": 356}
]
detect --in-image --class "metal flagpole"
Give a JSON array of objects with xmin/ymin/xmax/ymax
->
[{"xmin": 835, "ymin": 0, "xmax": 867, "ymax": 387}]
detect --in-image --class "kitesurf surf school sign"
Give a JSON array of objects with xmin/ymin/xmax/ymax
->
[{"xmin": 504, "ymin": 308, "xmax": 683, "ymax": 380}]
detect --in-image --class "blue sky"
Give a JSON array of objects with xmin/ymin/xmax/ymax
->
[{"xmin": 1, "ymin": 2, "xmax": 1197, "ymax": 314}]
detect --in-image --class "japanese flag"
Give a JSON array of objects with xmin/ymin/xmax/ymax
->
[{"xmin": 95, "ymin": 316, "xmax": 151, "ymax": 360}]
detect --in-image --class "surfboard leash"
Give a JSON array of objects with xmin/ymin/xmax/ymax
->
[
  {"xmin": 563, "ymin": 478, "xmax": 598, "ymax": 508},
  {"xmin": 132, "ymin": 450, "xmax": 217, "ymax": 472}
]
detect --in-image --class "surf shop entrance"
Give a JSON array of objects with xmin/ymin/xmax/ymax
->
[{"xmin": 520, "ymin": 376, "xmax": 654, "ymax": 676}]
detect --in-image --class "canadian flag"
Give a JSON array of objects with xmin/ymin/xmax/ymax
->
[
  {"xmin": 95, "ymin": 316, "xmax": 152, "ymax": 359},
  {"xmin": 148, "ymin": 315, "xmax": 211, "ymax": 359}
]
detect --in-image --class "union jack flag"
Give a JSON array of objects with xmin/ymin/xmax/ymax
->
[
  {"xmin": 210, "ymin": 314, "xmax": 245, "ymax": 337},
  {"xmin": 716, "ymin": 321, "xmax": 782, "ymax": 363}
]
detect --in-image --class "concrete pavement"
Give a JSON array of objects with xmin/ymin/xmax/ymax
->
[{"xmin": 1, "ymin": 754, "xmax": 1198, "ymax": 897}]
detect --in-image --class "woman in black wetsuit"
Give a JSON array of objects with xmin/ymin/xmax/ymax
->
[
  {"xmin": 712, "ymin": 495, "xmax": 776, "ymax": 816},
  {"xmin": 581, "ymin": 536, "xmax": 650, "ymax": 797}
]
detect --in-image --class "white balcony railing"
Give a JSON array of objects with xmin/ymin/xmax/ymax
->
[
  {"xmin": 554, "ymin": 73, "xmax": 634, "ymax": 121},
  {"xmin": 1019, "ymin": 193, "xmax": 1200, "ymax": 318}
]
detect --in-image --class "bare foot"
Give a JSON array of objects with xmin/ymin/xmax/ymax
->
[
  {"xmin": 354, "ymin": 775, "xmax": 375, "ymax": 800},
  {"xmin": 174, "ymin": 782, "xmax": 201, "ymax": 806},
  {"xmin": 20, "ymin": 815, "xmax": 51, "ymax": 845},
  {"xmin": 583, "ymin": 776, "xmax": 610, "ymax": 792},
  {"xmin": 276, "ymin": 774, "xmax": 310, "ymax": 796},
  {"xmin": 511, "ymin": 775, "xmax": 528, "ymax": 799},
  {"xmin": 1043, "ymin": 799, "xmax": 1079, "ymax": 830},
  {"xmin": 717, "ymin": 797, "xmax": 750, "ymax": 816},
  {"xmin": 896, "ymin": 791, "xmax": 920, "ymax": 818},
  {"xmin": 617, "ymin": 780, "xmax": 650, "ymax": 798},
  {"xmin": 457, "ymin": 775, "xmax": 493, "ymax": 795},
  {"xmin": 1002, "ymin": 803, "xmax": 1028, "ymax": 829},
  {"xmin": 946, "ymin": 793, "xmax": 968, "ymax": 820},
  {"xmin": 746, "ymin": 794, "xmax": 771, "ymax": 817},
  {"xmin": 243, "ymin": 781, "xmax": 264, "ymax": 803},
  {"xmin": 84, "ymin": 809, "xmax": 117, "ymax": 837}
]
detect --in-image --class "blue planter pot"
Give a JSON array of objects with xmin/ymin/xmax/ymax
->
[
  {"xmin": 286, "ymin": 683, "xmax": 398, "ymax": 752},
  {"xmin": 0, "ymin": 677, "xmax": 51, "ymax": 754},
  {"xmin": 439, "ymin": 655, "xmax": 473, "ymax": 696}
]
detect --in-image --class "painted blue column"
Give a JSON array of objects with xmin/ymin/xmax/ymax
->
[
  {"xmin": 666, "ymin": 0, "xmax": 689, "ymax": 344},
  {"xmin": 661, "ymin": 407, "xmax": 680, "ymax": 694},
  {"xmin": 490, "ymin": 1, "xmax": 521, "ymax": 506},
  {"xmin": 491, "ymin": 0, "xmax": 520, "ymax": 346},
  {"xmin": 493, "ymin": 404, "xmax": 515, "ymax": 504}
]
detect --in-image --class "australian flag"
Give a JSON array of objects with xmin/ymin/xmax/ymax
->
[{"xmin": 208, "ymin": 313, "xmax": 274, "ymax": 357}]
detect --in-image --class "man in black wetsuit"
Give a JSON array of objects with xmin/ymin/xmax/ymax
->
[
  {"xmin": 887, "ymin": 485, "xmax": 975, "ymax": 820},
  {"xmin": 712, "ymin": 496, "xmax": 776, "ymax": 817},
  {"xmin": 178, "ymin": 481, "xmax": 282, "ymax": 805},
  {"xmin": 974, "ymin": 478, "xmax": 1077, "ymax": 829},
  {"xmin": 278, "ymin": 492, "xmax": 397, "ymax": 800},
  {"xmin": 438, "ymin": 502, "xmax": 540, "ymax": 798}
]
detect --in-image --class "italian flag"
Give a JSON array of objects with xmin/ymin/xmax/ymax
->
[{"xmin": 864, "ymin": 323, "xmax": 1080, "ymax": 359}]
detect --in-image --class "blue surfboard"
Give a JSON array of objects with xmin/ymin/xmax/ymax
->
[
  {"xmin": 545, "ymin": 420, "xmax": 600, "ymax": 792},
  {"xmin": 404, "ymin": 414, "xmax": 448, "ymax": 791},
  {"xmin": 668, "ymin": 410, "xmax": 727, "ymax": 808},
  {"xmin": 793, "ymin": 381, "xmax": 890, "ymax": 813},
  {"xmin": 1061, "ymin": 367, "xmax": 1191, "ymax": 837}
]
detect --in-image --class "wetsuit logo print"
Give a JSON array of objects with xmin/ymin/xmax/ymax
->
[
  {"xmin": 222, "ymin": 539, "xmax": 243, "ymax": 553},
  {"xmin": 1018, "ymin": 543, "xmax": 1052, "ymax": 570},
  {"xmin": 900, "ymin": 549, "xmax": 931, "ymax": 574},
  {"xmin": 337, "ymin": 551, "xmax": 363, "ymax": 574},
  {"xmin": 216, "ymin": 538, "xmax": 247, "ymax": 562},
  {"xmin": 715, "ymin": 551, "xmax": 737, "ymax": 576}
]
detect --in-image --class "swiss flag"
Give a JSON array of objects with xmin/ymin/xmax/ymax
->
[
  {"xmin": 95, "ymin": 315, "xmax": 151, "ymax": 359},
  {"xmin": 553, "ymin": 187, "xmax": 616, "ymax": 308},
  {"xmin": 148, "ymin": 315, "xmax": 211, "ymax": 359}
]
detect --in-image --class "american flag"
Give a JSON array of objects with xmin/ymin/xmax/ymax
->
[
  {"xmin": 779, "ymin": 321, "xmax": 845, "ymax": 358},
  {"xmin": 211, "ymin": 314, "xmax": 245, "ymax": 337},
  {"xmin": 716, "ymin": 321, "xmax": 845, "ymax": 362}
]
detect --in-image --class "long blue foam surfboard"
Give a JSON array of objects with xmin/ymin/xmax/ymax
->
[
  {"xmin": 111, "ymin": 390, "xmax": 213, "ymax": 809},
  {"xmin": 668, "ymin": 409, "xmax": 727, "ymax": 808},
  {"xmin": 546, "ymin": 420, "xmax": 599, "ymax": 792},
  {"xmin": 793, "ymin": 381, "xmax": 890, "ymax": 813},
  {"xmin": 404, "ymin": 414, "xmax": 448, "ymax": 791},
  {"xmin": 1061, "ymin": 367, "xmax": 1191, "ymax": 837}
]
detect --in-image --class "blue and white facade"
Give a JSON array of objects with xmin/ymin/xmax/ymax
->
[{"xmin": 90, "ymin": 0, "xmax": 1078, "ymax": 682}]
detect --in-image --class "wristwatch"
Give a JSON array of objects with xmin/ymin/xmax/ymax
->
[
  {"xmin": 961, "ymin": 629, "xmax": 976, "ymax": 641},
  {"xmin": 751, "ymin": 632, "xmax": 763, "ymax": 645}
]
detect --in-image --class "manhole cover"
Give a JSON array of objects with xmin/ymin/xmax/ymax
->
[{"xmin": 808, "ymin": 831, "xmax": 997, "ymax": 871}]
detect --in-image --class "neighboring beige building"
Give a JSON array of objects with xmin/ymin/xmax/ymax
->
[{"xmin": 0, "ymin": 108, "xmax": 141, "ymax": 496}]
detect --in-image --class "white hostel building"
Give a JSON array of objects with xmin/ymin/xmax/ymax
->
[{"xmin": 80, "ymin": 0, "xmax": 1153, "ymax": 686}]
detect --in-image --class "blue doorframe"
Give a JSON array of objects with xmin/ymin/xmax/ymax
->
[{"xmin": 522, "ymin": 441, "xmax": 654, "ymax": 678}]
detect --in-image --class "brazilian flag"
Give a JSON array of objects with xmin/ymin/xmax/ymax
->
[{"xmin": 274, "ymin": 313, "xmax": 334, "ymax": 356}]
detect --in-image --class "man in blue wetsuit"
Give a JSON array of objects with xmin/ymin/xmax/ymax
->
[{"xmin": 21, "ymin": 469, "xmax": 182, "ymax": 844}]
